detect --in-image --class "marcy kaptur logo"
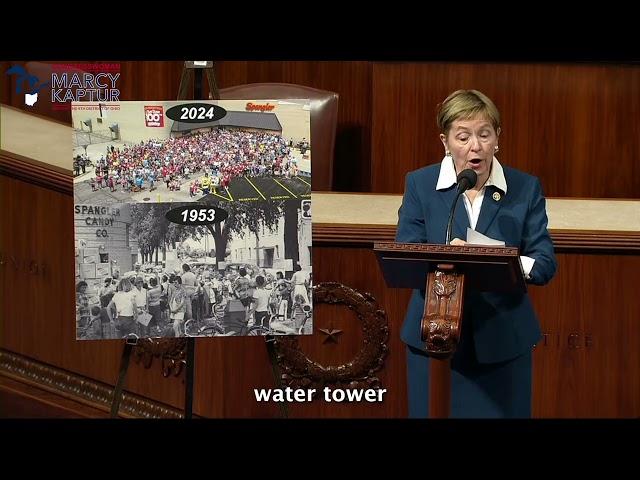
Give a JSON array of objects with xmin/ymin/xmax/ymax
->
[
  {"xmin": 5, "ymin": 63, "xmax": 120, "ymax": 110},
  {"xmin": 5, "ymin": 65, "xmax": 50, "ymax": 106}
]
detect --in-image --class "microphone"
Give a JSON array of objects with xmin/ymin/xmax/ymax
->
[
  {"xmin": 445, "ymin": 169, "xmax": 477, "ymax": 245},
  {"xmin": 456, "ymin": 169, "xmax": 477, "ymax": 194}
]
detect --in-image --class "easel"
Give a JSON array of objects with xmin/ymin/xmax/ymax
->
[
  {"xmin": 178, "ymin": 61, "xmax": 219, "ymax": 102},
  {"xmin": 110, "ymin": 61, "xmax": 288, "ymax": 419}
]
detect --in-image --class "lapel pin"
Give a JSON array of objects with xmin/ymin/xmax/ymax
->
[{"xmin": 492, "ymin": 192, "xmax": 501, "ymax": 202}]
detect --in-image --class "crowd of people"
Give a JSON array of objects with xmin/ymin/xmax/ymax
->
[
  {"xmin": 83, "ymin": 129, "xmax": 304, "ymax": 196},
  {"xmin": 76, "ymin": 261, "xmax": 312, "ymax": 340}
]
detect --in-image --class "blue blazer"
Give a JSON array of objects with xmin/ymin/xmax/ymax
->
[{"xmin": 396, "ymin": 163, "xmax": 557, "ymax": 364}]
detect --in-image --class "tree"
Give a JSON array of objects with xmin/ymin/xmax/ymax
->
[
  {"xmin": 130, "ymin": 203, "xmax": 208, "ymax": 265},
  {"xmin": 201, "ymin": 196, "xmax": 283, "ymax": 267},
  {"xmin": 131, "ymin": 204, "xmax": 162, "ymax": 264}
]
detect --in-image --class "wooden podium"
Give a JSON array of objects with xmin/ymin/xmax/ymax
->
[{"xmin": 374, "ymin": 242, "xmax": 526, "ymax": 416}]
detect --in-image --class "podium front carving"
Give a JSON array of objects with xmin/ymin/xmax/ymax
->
[{"xmin": 421, "ymin": 266, "xmax": 465, "ymax": 359}]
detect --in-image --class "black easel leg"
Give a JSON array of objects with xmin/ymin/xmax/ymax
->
[
  {"xmin": 111, "ymin": 340, "xmax": 135, "ymax": 418},
  {"xmin": 194, "ymin": 69, "xmax": 203, "ymax": 99},
  {"xmin": 206, "ymin": 67, "xmax": 220, "ymax": 99},
  {"xmin": 184, "ymin": 337, "xmax": 195, "ymax": 419},
  {"xmin": 265, "ymin": 336, "xmax": 289, "ymax": 418}
]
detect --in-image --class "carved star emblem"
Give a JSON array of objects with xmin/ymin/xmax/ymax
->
[{"xmin": 319, "ymin": 326, "xmax": 343, "ymax": 344}]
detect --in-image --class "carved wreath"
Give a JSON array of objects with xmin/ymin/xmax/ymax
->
[{"xmin": 274, "ymin": 282, "xmax": 389, "ymax": 391}]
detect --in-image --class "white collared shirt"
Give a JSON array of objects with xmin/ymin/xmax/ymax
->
[{"xmin": 436, "ymin": 156, "xmax": 535, "ymax": 278}]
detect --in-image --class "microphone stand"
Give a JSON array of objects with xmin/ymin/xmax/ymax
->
[{"xmin": 445, "ymin": 189, "xmax": 464, "ymax": 245}]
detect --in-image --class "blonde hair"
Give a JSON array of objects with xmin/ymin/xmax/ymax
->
[{"xmin": 437, "ymin": 90, "xmax": 501, "ymax": 135}]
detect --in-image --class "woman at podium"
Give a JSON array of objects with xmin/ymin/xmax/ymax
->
[{"xmin": 396, "ymin": 89, "xmax": 557, "ymax": 418}]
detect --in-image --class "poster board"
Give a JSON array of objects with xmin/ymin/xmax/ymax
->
[{"xmin": 72, "ymin": 99, "xmax": 313, "ymax": 339}]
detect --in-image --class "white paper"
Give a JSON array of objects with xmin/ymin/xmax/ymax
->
[
  {"xmin": 520, "ymin": 256, "xmax": 535, "ymax": 278},
  {"xmin": 466, "ymin": 228, "xmax": 505, "ymax": 246}
]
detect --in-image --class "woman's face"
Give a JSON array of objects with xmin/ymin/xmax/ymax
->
[{"xmin": 440, "ymin": 115, "xmax": 500, "ymax": 186}]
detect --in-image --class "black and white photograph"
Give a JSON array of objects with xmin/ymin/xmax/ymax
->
[
  {"xmin": 74, "ymin": 199, "xmax": 313, "ymax": 340},
  {"xmin": 71, "ymin": 99, "xmax": 311, "ymax": 206}
]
